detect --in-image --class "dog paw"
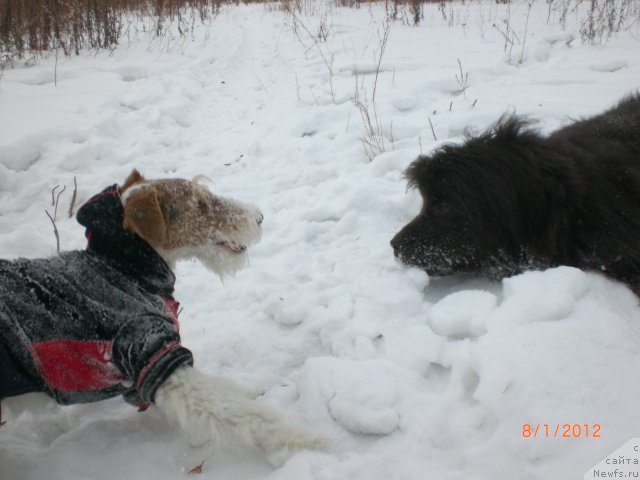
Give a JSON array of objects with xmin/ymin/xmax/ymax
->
[
  {"xmin": 237, "ymin": 400, "xmax": 327, "ymax": 454},
  {"xmin": 157, "ymin": 367, "xmax": 325, "ymax": 455},
  {"xmin": 264, "ymin": 434, "xmax": 327, "ymax": 468},
  {"xmin": 208, "ymin": 375, "xmax": 264, "ymax": 400},
  {"xmin": 254, "ymin": 421, "xmax": 326, "ymax": 453}
]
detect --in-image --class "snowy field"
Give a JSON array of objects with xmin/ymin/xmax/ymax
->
[{"xmin": 1, "ymin": 1, "xmax": 640, "ymax": 479}]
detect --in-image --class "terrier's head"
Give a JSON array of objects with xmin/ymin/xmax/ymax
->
[{"xmin": 120, "ymin": 169, "xmax": 262, "ymax": 278}]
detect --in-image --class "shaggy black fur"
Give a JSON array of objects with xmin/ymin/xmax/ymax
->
[{"xmin": 390, "ymin": 94, "xmax": 640, "ymax": 293}]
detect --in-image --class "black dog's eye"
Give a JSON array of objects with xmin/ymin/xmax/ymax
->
[{"xmin": 431, "ymin": 203, "xmax": 451, "ymax": 216}]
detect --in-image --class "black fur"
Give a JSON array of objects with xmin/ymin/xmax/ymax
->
[{"xmin": 390, "ymin": 94, "xmax": 640, "ymax": 293}]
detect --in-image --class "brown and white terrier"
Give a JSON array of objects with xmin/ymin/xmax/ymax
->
[
  {"xmin": 0, "ymin": 169, "xmax": 321, "ymax": 458},
  {"xmin": 123, "ymin": 170, "xmax": 318, "ymax": 451}
]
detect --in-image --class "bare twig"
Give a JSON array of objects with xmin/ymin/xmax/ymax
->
[
  {"xmin": 428, "ymin": 116, "xmax": 438, "ymax": 141},
  {"xmin": 68, "ymin": 176, "xmax": 78, "ymax": 218},
  {"xmin": 354, "ymin": 95, "xmax": 385, "ymax": 160},
  {"xmin": 455, "ymin": 58, "xmax": 469, "ymax": 97},
  {"xmin": 519, "ymin": 2, "xmax": 534, "ymax": 64},
  {"xmin": 288, "ymin": 11, "xmax": 336, "ymax": 103},
  {"xmin": 352, "ymin": 22, "xmax": 392, "ymax": 160},
  {"xmin": 253, "ymin": 73, "xmax": 269, "ymax": 93},
  {"xmin": 372, "ymin": 22, "xmax": 391, "ymax": 103},
  {"xmin": 51, "ymin": 185, "xmax": 60, "ymax": 206},
  {"xmin": 54, "ymin": 42, "xmax": 60, "ymax": 87},
  {"xmin": 45, "ymin": 210, "xmax": 60, "ymax": 254},
  {"xmin": 353, "ymin": 68, "xmax": 385, "ymax": 161},
  {"xmin": 54, "ymin": 185, "xmax": 66, "ymax": 221},
  {"xmin": 317, "ymin": 16, "xmax": 329, "ymax": 41}
]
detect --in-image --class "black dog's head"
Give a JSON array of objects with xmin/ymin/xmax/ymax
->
[
  {"xmin": 390, "ymin": 148, "xmax": 483, "ymax": 276},
  {"xmin": 391, "ymin": 117, "xmax": 577, "ymax": 278}
]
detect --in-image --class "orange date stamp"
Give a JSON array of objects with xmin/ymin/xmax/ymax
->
[{"xmin": 522, "ymin": 423, "xmax": 601, "ymax": 438}]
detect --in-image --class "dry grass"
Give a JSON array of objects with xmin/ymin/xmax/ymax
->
[
  {"xmin": 1, "ymin": 0, "xmax": 637, "ymax": 61},
  {"xmin": 0, "ymin": 0, "xmax": 456, "ymax": 63},
  {"xmin": 579, "ymin": 0, "xmax": 639, "ymax": 43},
  {"xmin": 0, "ymin": 0, "xmax": 227, "ymax": 60}
]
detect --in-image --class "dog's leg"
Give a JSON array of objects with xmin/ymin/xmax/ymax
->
[{"xmin": 155, "ymin": 367, "xmax": 324, "ymax": 453}]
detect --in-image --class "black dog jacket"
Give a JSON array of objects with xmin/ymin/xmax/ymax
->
[{"xmin": 0, "ymin": 185, "xmax": 193, "ymax": 407}]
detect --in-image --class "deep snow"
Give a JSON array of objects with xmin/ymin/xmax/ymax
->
[{"xmin": 0, "ymin": 1, "xmax": 639, "ymax": 479}]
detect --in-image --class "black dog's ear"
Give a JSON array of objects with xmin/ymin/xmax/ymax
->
[
  {"xmin": 491, "ymin": 114, "xmax": 536, "ymax": 141},
  {"xmin": 405, "ymin": 156, "xmax": 430, "ymax": 191}
]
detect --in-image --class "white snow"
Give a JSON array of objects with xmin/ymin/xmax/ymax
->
[{"xmin": 1, "ymin": 1, "xmax": 639, "ymax": 479}]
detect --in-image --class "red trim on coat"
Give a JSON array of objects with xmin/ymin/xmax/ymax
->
[
  {"xmin": 135, "ymin": 342, "xmax": 181, "ymax": 391},
  {"xmin": 162, "ymin": 296, "xmax": 180, "ymax": 330},
  {"xmin": 29, "ymin": 340, "xmax": 126, "ymax": 392}
]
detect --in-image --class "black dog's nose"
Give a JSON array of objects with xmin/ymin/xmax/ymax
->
[{"xmin": 390, "ymin": 237, "xmax": 400, "ymax": 257}]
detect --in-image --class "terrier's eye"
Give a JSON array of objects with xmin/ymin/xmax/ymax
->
[{"xmin": 166, "ymin": 205, "xmax": 179, "ymax": 221}]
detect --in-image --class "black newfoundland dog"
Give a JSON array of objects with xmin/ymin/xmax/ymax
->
[{"xmin": 391, "ymin": 94, "xmax": 640, "ymax": 294}]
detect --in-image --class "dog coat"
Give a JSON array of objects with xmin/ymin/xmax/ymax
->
[{"xmin": 0, "ymin": 185, "xmax": 193, "ymax": 407}]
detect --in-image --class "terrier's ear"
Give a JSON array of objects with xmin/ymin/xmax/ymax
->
[
  {"xmin": 122, "ymin": 187, "xmax": 166, "ymax": 247},
  {"xmin": 121, "ymin": 169, "xmax": 145, "ymax": 192}
]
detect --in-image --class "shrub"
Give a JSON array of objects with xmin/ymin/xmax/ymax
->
[{"xmin": 0, "ymin": 0, "xmax": 222, "ymax": 60}]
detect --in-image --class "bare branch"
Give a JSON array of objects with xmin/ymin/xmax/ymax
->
[
  {"xmin": 68, "ymin": 176, "xmax": 78, "ymax": 218},
  {"xmin": 45, "ymin": 210, "xmax": 60, "ymax": 254},
  {"xmin": 54, "ymin": 185, "xmax": 67, "ymax": 221},
  {"xmin": 372, "ymin": 22, "xmax": 391, "ymax": 103},
  {"xmin": 51, "ymin": 185, "xmax": 60, "ymax": 206},
  {"xmin": 455, "ymin": 58, "xmax": 469, "ymax": 97},
  {"xmin": 428, "ymin": 116, "xmax": 438, "ymax": 142}
]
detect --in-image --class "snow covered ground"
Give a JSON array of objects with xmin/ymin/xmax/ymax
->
[{"xmin": 1, "ymin": 1, "xmax": 639, "ymax": 479}]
